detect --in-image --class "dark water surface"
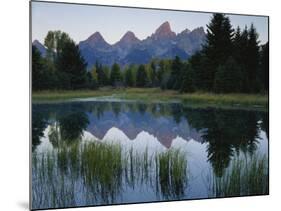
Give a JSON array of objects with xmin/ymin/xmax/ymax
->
[{"xmin": 32, "ymin": 100, "xmax": 268, "ymax": 210}]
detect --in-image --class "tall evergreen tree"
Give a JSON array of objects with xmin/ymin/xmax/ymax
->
[
  {"xmin": 95, "ymin": 61, "xmax": 109, "ymax": 86},
  {"xmin": 32, "ymin": 46, "xmax": 44, "ymax": 90},
  {"xmin": 233, "ymin": 26, "xmax": 242, "ymax": 60},
  {"xmin": 259, "ymin": 42, "xmax": 269, "ymax": 91},
  {"xmin": 124, "ymin": 66, "xmax": 135, "ymax": 87},
  {"xmin": 233, "ymin": 26, "xmax": 249, "ymax": 92},
  {"xmin": 136, "ymin": 64, "xmax": 148, "ymax": 87},
  {"xmin": 56, "ymin": 40, "xmax": 88, "ymax": 89},
  {"xmin": 214, "ymin": 57, "xmax": 243, "ymax": 93},
  {"xmin": 246, "ymin": 24, "xmax": 260, "ymax": 92},
  {"xmin": 167, "ymin": 56, "xmax": 183, "ymax": 90},
  {"xmin": 110, "ymin": 63, "xmax": 122, "ymax": 87},
  {"xmin": 202, "ymin": 13, "xmax": 234, "ymax": 90},
  {"xmin": 150, "ymin": 61, "xmax": 158, "ymax": 87},
  {"xmin": 88, "ymin": 66, "xmax": 98, "ymax": 89},
  {"xmin": 32, "ymin": 45, "xmax": 58, "ymax": 90},
  {"xmin": 157, "ymin": 60, "xmax": 165, "ymax": 85},
  {"xmin": 102, "ymin": 65, "xmax": 111, "ymax": 86},
  {"xmin": 188, "ymin": 52, "xmax": 209, "ymax": 90},
  {"xmin": 180, "ymin": 63, "xmax": 195, "ymax": 93}
]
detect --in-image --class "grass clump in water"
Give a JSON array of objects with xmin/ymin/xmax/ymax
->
[
  {"xmin": 210, "ymin": 154, "xmax": 268, "ymax": 197},
  {"xmin": 32, "ymin": 140, "xmax": 189, "ymax": 209},
  {"xmin": 156, "ymin": 149, "xmax": 188, "ymax": 199},
  {"xmin": 81, "ymin": 142, "xmax": 123, "ymax": 203}
]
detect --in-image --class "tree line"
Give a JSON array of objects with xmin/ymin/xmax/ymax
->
[
  {"xmin": 183, "ymin": 13, "xmax": 269, "ymax": 93},
  {"xmin": 32, "ymin": 13, "xmax": 268, "ymax": 93}
]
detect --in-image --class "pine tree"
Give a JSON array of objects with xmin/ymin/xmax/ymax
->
[
  {"xmin": 150, "ymin": 61, "xmax": 158, "ymax": 87},
  {"xmin": 124, "ymin": 66, "xmax": 135, "ymax": 87},
  {"xmin": 246, "ymin": 24, "xmax": 260, "ymax": 92},
  {"xmin": 110, "ymin": 63, "xmax": 122, "ymax": 87},
  {"xmin": 214, "ymin": 57, "xmax": 243, "ymax": 93},
  {"xmin": 188, "ymin": 52, "xmax": 209, "ymax": 90},
  {"xmin": 136, "ymin": 64, "xmax": 148, "ymax": 87},
  {"xmin": 233, "ymin": 26, "xmax": 249, "ymax": 92},
  {"xmin": 259, "ymin": 42, "xmax": 269, "ymax": 91},
  {"xmin": 32, "ymin": 46, "xmax": 44, "ymax": 90},
  {"xmin": 102, "ymin": 65, "xmax": 111, "ymax": 86},
  {"xmin": 157, "ymin": 60, "xmax": 165, "ymax": 85},
  {"xmin": 56, "ymin": 40, "xmax": 88, "ymax": 89},
  {"xmin": 167, "ymin": 56, "xmax": 183, "ymax": 90},
  {"xmin": 89, "ymin": 65, "xmax": 99, "ymax": 89},
  {"xmin": 202, "ymin": 13, "xmax": 234, "ymax": 90},
  {"xmin": 95, "ymin": 61, "xmax": 108, "ymax": 86},
  {"xmin": 180, "ymin": 63, "xmax": 195, "ymax": 93}
]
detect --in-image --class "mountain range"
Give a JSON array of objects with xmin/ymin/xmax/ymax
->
[{"xmin": 33, "ymin": 21, "xmax": 206, "ymax": 68}]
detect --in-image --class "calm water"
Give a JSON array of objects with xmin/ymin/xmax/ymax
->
[{"xmin": 32, "ymin": 100, "xmax": 269, "ymax": 210}]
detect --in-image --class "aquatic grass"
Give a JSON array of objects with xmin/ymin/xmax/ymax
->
[
  {"xmin": 244, "ymin": 155, "xmax": 268, "ymax": 195},
  {"xmin": 46, "ymin": 151, "xmax": 55, "ymax": 178},
  {"xmin": 32, "ymin": 148, "xmax": 78, "ymax": 209},
  {"xmin": 68, "ymin": 142, "xmax": 80, "ymax": 177},
  {"xmin": 210, "ymin": 154, "xmax": 268, "ymax": 197},
  {"xmin": 81, "ymin": 141, "xmax": 123, "ymax": 203},
  {"xmin": 170, "ymin": 150, "xmax": 188, "ymax": 196},
  {"xmin": 121, "ymin": 148, "xmax": 156, "ymax": 184},
  {"xmin": 57, "ymin": 145, "xmax": 68, "ymax": 173},
  {"xmin": 142, "ymin": 147, "xmax": 149, "ymax": 180},
  {"xmin": 156, "ymin": 149, "xmax": 188, "ymax": 199},
  {"xmin": 32, "ymin": 140, "xmax": 189, "ymax": 209}
]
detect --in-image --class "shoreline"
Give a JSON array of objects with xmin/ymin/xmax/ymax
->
[{"xmin": 32, "ymin": 88, "xmax": 268, "ymax": 111}]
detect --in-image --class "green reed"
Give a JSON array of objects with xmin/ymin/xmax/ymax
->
[
  {"xmin": 210, "ymin": 154, "xmax": 268, "ymax": 197},
  {"xmin": 81, "ymin": 141, "xmax": 123, "ymax": 203},
  {"xmin": 156, "ymin": 149, "xmax": 188, "ymax": 199},
  {"xmin": 32, "ymin": 140, "xmax": 189, "ymax": 209}
]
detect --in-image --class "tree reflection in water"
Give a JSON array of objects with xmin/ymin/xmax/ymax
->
[
  {"xmin": 184, "ymin": 108, "xmax": 263, "ymax": 177},
  {"xmin": 32, "ymin": 101, "xmax": 268, "ymax": 209}
]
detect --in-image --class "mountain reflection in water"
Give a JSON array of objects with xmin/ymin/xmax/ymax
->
[{"xmin": 32, "ymin": 101, "xmax": 268, "ymax": 209}]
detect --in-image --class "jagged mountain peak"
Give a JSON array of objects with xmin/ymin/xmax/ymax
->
[
  {"xmin": 122, "ymin": 31, "xmax": 139, "ymax": 41},
  {"xmin": 116, "ymin": 31, "xmax": 140, "ymax": 46},
  {"xmin": 152, "ymin": 21, "xmax": 176, "ymax": 39},
  {"xmin": 156, "ymin": 21, "xmax": 171, "ymax": 32},
  {"xmin": 86, "ymin": 32, "xmax": 107, "ymax": 43},
  {"xmin": 191, "ymin": 27, "xmax": 205, "ymax": 35},
  {"xmin": 178, "ymin": 28, "xmax": 191, "ymax": 35},
  {"xmin": 81, "ymin": 31, "xmax": 110, "ymax": 49}
]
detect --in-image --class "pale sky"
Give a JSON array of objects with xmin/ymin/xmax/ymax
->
[{"xmin": 31, "ymin": 1, "xmax": 269, "ymax": 45}]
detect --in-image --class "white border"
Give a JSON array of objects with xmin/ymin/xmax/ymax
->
[{"xmin": 0, "ymin": 0, "xmax": 279, "ymax": 211}]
